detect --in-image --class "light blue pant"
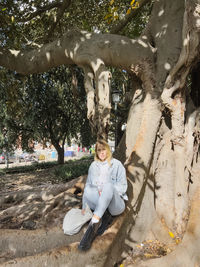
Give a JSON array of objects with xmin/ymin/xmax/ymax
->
[{"xmin": 83, "ymin": 182, "xmax": 125, "ymax": 218}]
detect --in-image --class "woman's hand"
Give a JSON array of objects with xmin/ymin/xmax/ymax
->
[
  {"xmin": 97, "ymin": 185, "xmax": 103, "ymax": 196},
  {"xmin": 81, "ymin": 209, "xmax": 85, "ymax": 215}
]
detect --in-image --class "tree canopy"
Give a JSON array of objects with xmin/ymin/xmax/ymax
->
[
  {"xmin": 0, "ymin": 0, "xmax": 151, "ymax": 154},
  {"xmin": 0, "ymin": 65, "xmax": 95, "ymax": 163},
  {"xmin": 0, "ymin": 0, "xmax": 150, "ymax": 46}
]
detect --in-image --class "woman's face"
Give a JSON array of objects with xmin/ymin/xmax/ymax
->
[{"xmin": 97, "ymin": 145, "xmax": 107, "ymax": 161}]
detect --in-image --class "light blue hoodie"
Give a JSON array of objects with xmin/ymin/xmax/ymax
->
[{"xmin": 83, "ymin": 158, "xmax": 128, "ymax": 204}]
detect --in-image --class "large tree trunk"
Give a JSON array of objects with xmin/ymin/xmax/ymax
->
[
  {"xmin": 0, "ymin": 0, "xmax": 200, "ymax": 266},
  {"xmin": 107, "ymin": 0, "xmax": 200, "ymax": 265}
]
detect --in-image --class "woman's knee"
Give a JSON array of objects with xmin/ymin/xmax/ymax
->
[
  {"xmin": 100, "ymin": 183, "xmax": 114, "ymax": 204},
  {"xmin": 84, "ymin": 186, "xmax": 98, "ymax": 202},
  {"xmin": 83, "ymin": 186, "xmax": 91, "ymax": 196},
  {"xmin": 109, "ymin": 204, "xmax": 125, "ymax": 216},
  {"xmin": 84, "ymin": 185, "xmax": 97, "ymax": 196},
  {"xmin": 108, "ymin": 193, "xmax": 126, "ymax": 216},
  {"xmin": 102, "ymin": 183, "xmax": 114, "ymax": 194}
]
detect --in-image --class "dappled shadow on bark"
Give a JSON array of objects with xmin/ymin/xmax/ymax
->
[
  {"xmin": 126, "ymin": 151, "xmax": 160, "ymax": 205},
  {"xmin": 113, "ymin": 131, "xmax": 127, "ymax": 164},
  {"xmin": 191, "ymin": 63, "xmax": 200, "ymax": 108},
  {"xmin": 106, "ymin": 150, "xmax": 163, "ymax": 266}
]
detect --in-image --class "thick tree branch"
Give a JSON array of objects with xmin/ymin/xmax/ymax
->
[
  {"xmin": 45, "ymin": 0, "xmax": 72, "ymax": 41},
  {"xmin": 0, "ymin": 31, "xmax": 153, "ymax": 75},
  {"xmin": 94, "ymin": 64, "xmax": 112, "ymax": 139},
  {"xmin": 83, "ymin": 66, "xmax": 95, "ymax": 127},
  {"xmin": 70, "ymin": 66, "xmax": 79, "ymax": 97}
]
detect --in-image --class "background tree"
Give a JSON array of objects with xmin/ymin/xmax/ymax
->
[
  {"xmin": 0, "ymin": 0, "xmax": 200, "ymax": 266},
  {"xmin": 0, "ymin": 70, "xmax": 23, "ymax": 157},
  {"xmin": 0, "ymin": 66, "xmax": 94, "ymax": 164}
]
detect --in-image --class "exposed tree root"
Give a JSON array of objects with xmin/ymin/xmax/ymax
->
[{"xmin": 0, "ymin": 175, "xmax": 86, "ymax": 230}]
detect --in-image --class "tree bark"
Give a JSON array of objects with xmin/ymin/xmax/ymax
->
[{"xmin": 56, "ymin": 146, "xmax": 65, "ymax": 165}]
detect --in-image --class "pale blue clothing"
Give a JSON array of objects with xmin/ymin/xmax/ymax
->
[
  {"xmin": 96, "ymin": 161, "xmax": 110, "ymax": 190},
  {"xmin": 82, "ymin": 158, "xmax": 128, "ymax": 218}
]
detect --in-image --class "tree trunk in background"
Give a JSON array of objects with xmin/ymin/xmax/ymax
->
[{"xmin": 54, "ymin": 144, "xmax": 64, "ymax": 164}]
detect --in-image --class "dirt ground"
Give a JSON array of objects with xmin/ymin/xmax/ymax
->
[
  {"xmin": 0, "ymin": 166, "xmax": 84, "ymax": 231},
  {"xmin": 0, "ymin": 167, "xmax": 59, "ymax": 194},
  {"xmin": 0, "ymin": 167, "xmax": 178, "ymax": 265}
]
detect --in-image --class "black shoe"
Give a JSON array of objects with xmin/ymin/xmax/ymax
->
[
  {"xmin": 78, "ymin": 220, "xmax": 101, "ymax": 251},
  {"xmin": 96, "ymin": 210, "xmax": 113, "ymax": 236}
]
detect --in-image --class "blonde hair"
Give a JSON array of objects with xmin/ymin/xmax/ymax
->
[{"xmin": 94, "ymin": 139, "xmax": 112, "ymax": 164}]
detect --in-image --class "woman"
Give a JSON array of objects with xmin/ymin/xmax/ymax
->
[{"xmin": 78, "ymin": 139, "xmax": 128, "ymax": 251}]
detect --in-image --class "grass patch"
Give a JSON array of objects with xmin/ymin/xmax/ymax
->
[
  {"xmin": 0, "ymin": 161, "xmax": 58, "ymax": 175},
  {"xmin": 0, "ymin": 156, "xmax": 93, "ymax": 183},
  {"xmin": 54, "ymin": 157, "xmax": 93, "ymax": 182}
]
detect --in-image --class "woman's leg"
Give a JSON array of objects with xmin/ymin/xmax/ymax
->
[
  {"xmin": 108, "ymin": 187, "xmax": 125, "ymax": 216},
  {"xmin": 94, "ymin": 183, "xmax": 125, "ymax": 218},
  {"xmin": 83, "ymin": 183, "xmax": 125, "ymax": 218},
  {"xmin": 79, "ymin": 183, "xmax": 125, "ymax": 251},
  {"xmin": 79, "ymin": 186, "xmax": 101, "ymax": 251},
  {"xmin": 83, "ymin": 185, "xmax": 99, "ymax": 211}
]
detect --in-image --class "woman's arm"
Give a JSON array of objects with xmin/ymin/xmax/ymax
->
[
  {"xmin": 113, "ymin": 160, "xmax": 127, "ymax": 196},
  {"xmin": 82, "ymin": 162, "xmax": 95, "ymax": 210}
]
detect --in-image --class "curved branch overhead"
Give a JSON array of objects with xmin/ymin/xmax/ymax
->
[
  {"xmin": 0, "ymin": 31, "xmax": 153, "ymax": 75},
  {"xmin": 45, "ymin": 0, "xmax": 72, "ymax": 41}
]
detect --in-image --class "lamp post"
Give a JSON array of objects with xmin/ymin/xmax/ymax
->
[{"xmin": 112, "ymin": 90, "xmax": 121, "ymax": 150}]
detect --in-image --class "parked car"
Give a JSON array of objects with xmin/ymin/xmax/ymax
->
[
  {"xmin": 19, "ymin": 153, "xmax": 38, "ymax": 163},
  {"xmin": 0, "ymin": 153, "xmax": 16, "ymax": 164},
  {"xmin": 0, "ymin": 154, "xmax": 5, "ymax": 164},
  {"xmin": 8, "ymin": 154, "xmax": 16, "ymax": 163}
]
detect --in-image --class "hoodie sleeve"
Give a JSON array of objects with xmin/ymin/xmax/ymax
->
[
  {"xmin": 82, "ymin": 162, "xmax": 95, "ymax": 210},
  {"xmin": 113, "ymin": 160, "xmax": 127, "ymax": 196},
  {"xmin": 84, "ymin": 162, "xmax": 96, "ymax": 187}
]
